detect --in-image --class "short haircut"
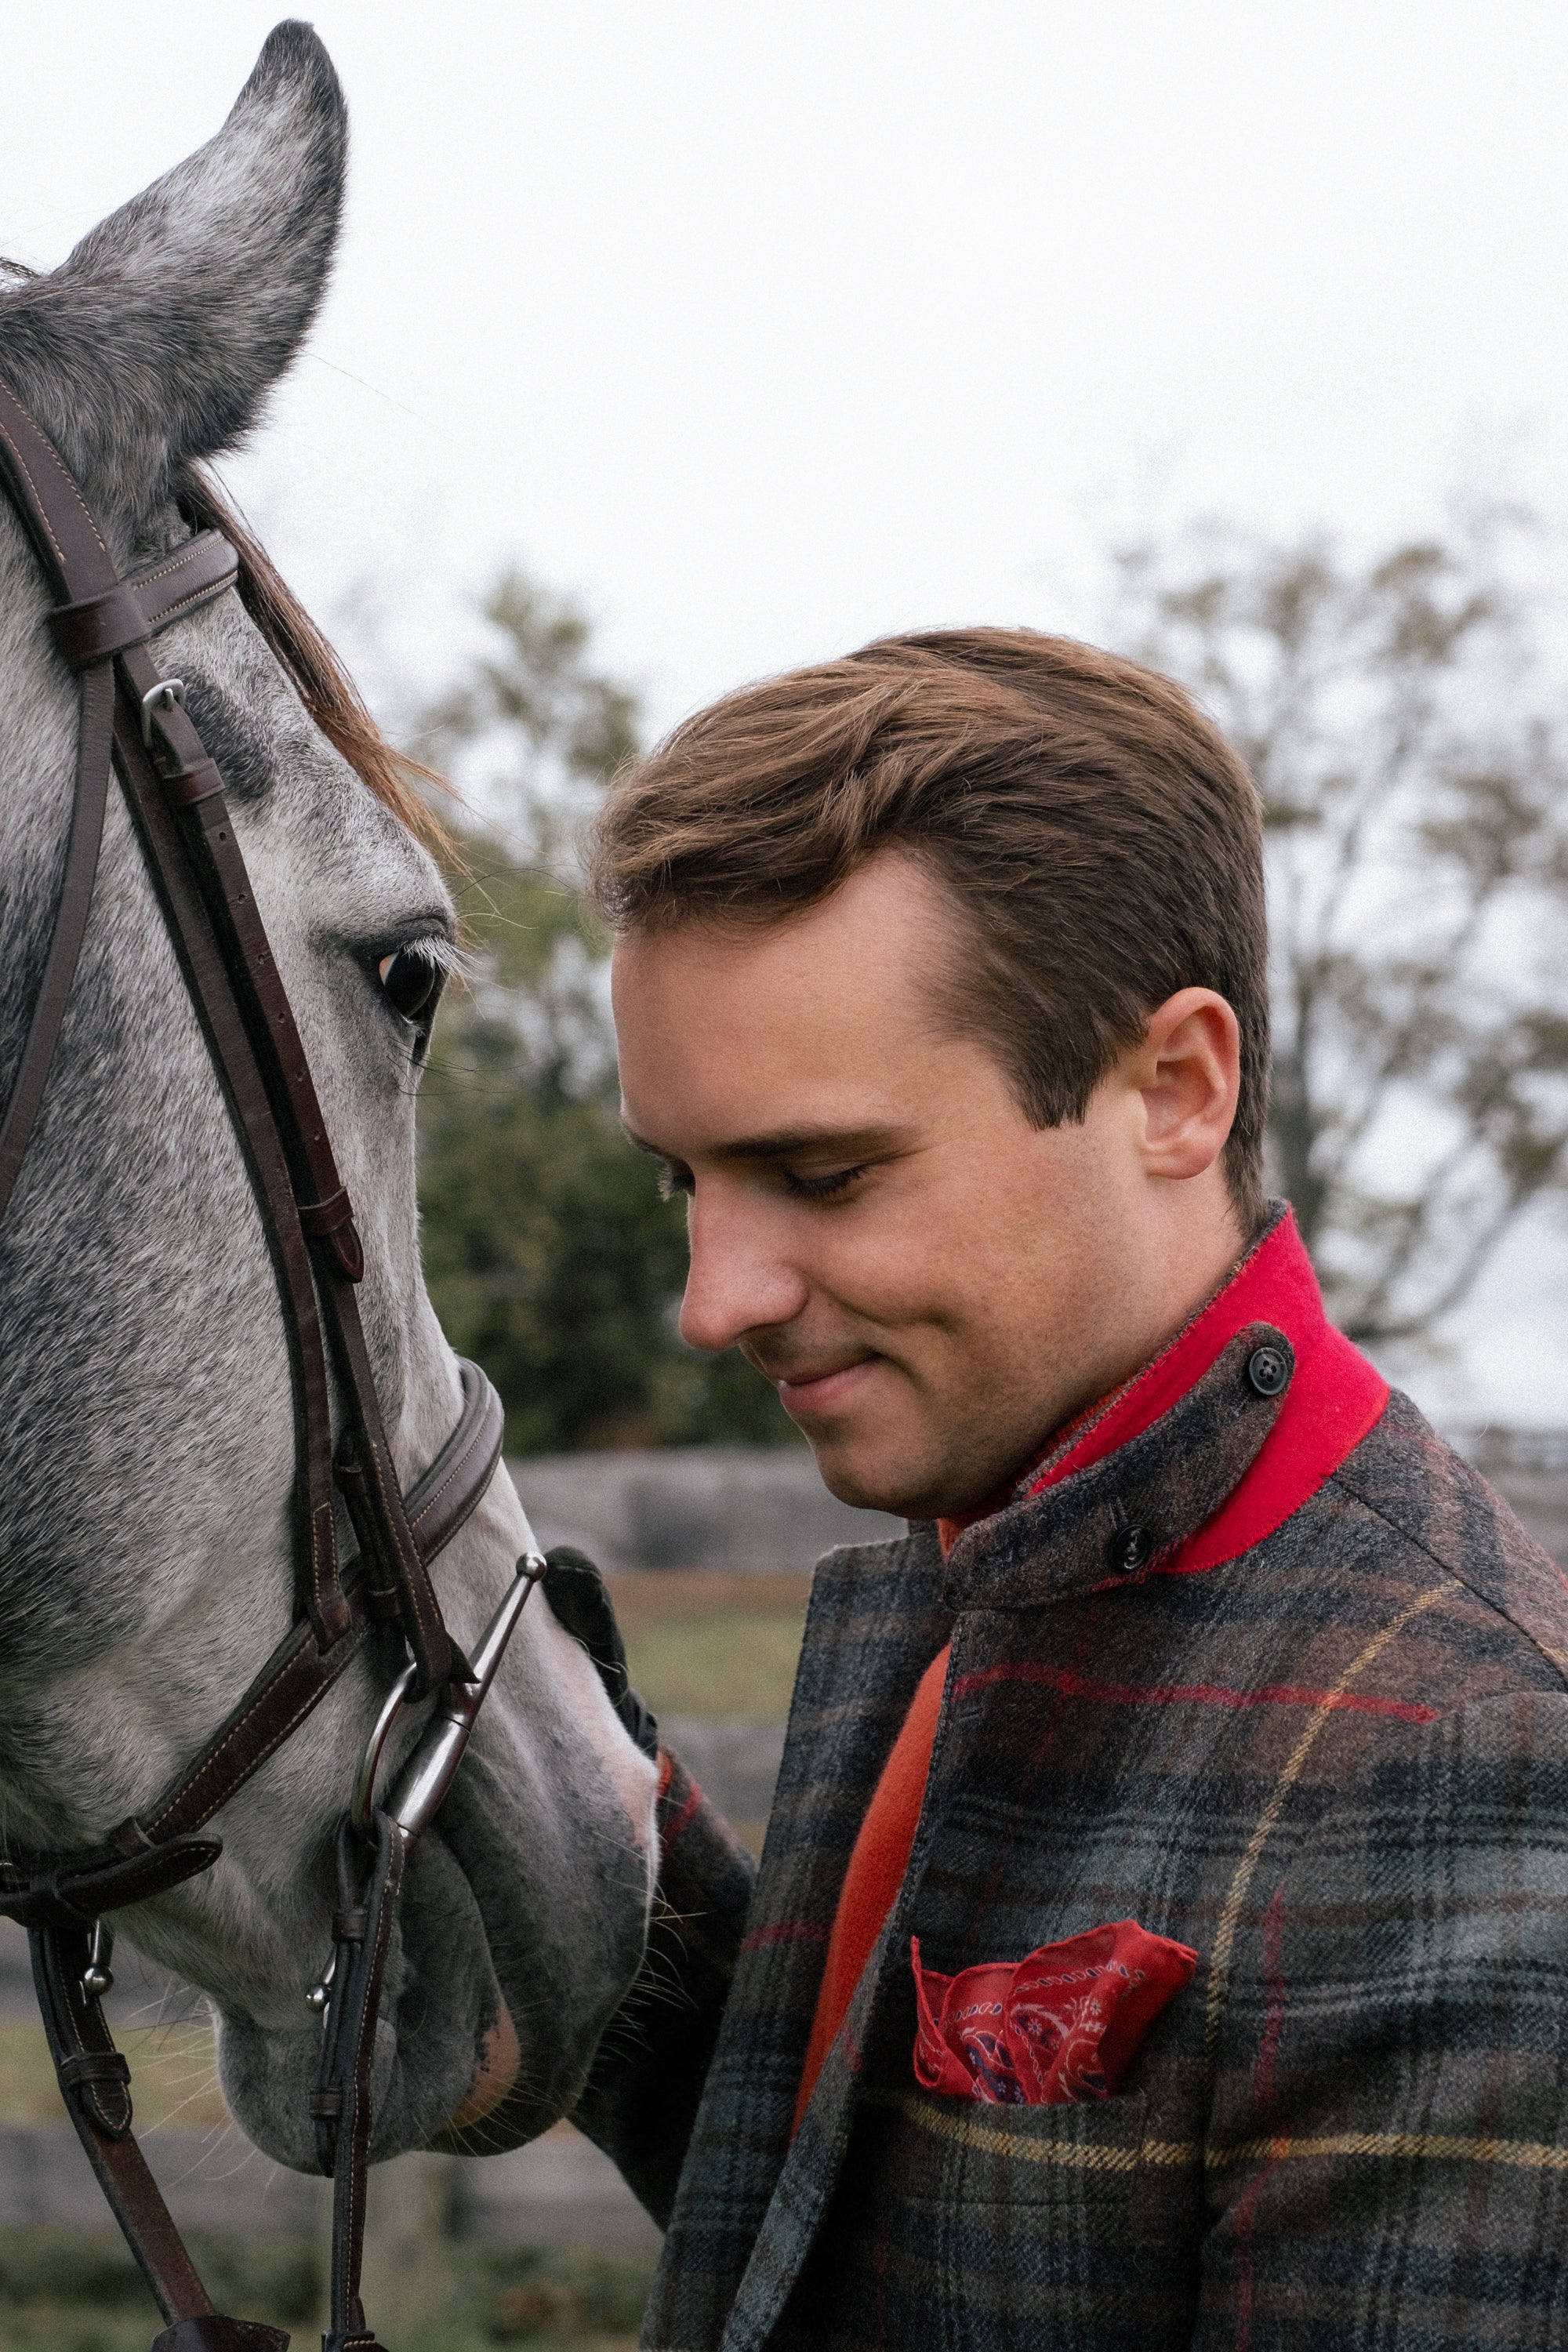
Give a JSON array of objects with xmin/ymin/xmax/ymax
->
[{"xmin": 589, "ymin": 626, "xmax": 1269, "ymax": 1230}]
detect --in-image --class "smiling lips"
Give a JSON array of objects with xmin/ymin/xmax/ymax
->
[{"xmin": 772, "ymin": 1355, "xmax": 880, "ymax": 1414}]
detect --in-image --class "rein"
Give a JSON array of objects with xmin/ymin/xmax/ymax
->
[{"xmin": 0, "ymin": 375, "xmax": 537, "ymax": 2352}]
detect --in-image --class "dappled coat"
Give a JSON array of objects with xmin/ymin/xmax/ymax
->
[{"xmin": 576, "ymin": 1214, "xmax": 1568, "ymax": 2350}]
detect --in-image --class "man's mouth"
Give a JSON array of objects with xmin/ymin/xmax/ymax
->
[{"xmin": 771, "ymin": 1356, "xmax": 880, "ymax": 1416}]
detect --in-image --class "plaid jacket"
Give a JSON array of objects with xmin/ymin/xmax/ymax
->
[{"xmin": 581, "ymin": 1330, "xmax": 1568, "ymax": 2348}]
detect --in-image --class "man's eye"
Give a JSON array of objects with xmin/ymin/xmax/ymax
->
[
  {"xmin": 377, "ymin": 946, "xmax": 445, "ymax": 1023},
  {"xmin": 785, "ymin": 1165, "xmax": 867, "ymax": 1200}
]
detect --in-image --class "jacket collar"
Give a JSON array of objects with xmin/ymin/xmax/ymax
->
[{"xmin": 942, "ymin": 1205, "xmax": 1389, "ymax": 1613}]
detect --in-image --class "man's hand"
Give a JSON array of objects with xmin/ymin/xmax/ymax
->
[{"xmin": 542, "ymin": 1544, "xmax": 659, "ymax": 1759}]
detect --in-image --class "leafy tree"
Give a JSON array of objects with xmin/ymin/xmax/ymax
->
[
  {"xmin": 1113, "ymin": 521, "xmax": 1568, "ymax": 1347},
  {"xmin": 412, "ymin": 570, "xmax": 794, "ymax": 1452}
]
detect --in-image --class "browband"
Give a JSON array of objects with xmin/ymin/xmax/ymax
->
[{"xmin": 49, "ymin": 532, "xmax": 240, "ymax": 669}]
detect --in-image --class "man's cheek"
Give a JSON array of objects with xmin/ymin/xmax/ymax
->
[{"xmin": 815, "ymin": 1230, "xmax": 941, "ymax": 1330}]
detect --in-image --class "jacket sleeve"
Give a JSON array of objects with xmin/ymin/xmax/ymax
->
[
  {"xmin": 570, "ymin": 1744, "xmax": 757, "ymax": 2227},
  {"xmin": 1196, "ymin": 1690, "xmax": 1568, "ymax": 2347}
]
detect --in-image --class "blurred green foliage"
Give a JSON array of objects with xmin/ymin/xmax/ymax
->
[
  {"xmin": 412, "ymin": 572, "xmax": 797, "ymax": 1454},
  {"xmin": 0, "ymin": 2225, "xmax": 656, "ymax": 2352},
  {"xmin": 0, "ymin": 2226, "xmax": 318, "ymax": 2352}
]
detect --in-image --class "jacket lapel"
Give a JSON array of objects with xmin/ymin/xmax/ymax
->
[
  {"xmin": 720, "ymin": 1610, "xmax": 979, "ymax": 2349},
  {"xmin": 945, "ymin": 1324, "xmax": 1293, "ymax": 1610},
  {"xmin": 655, "ymin": 1312, "xmax": 1299, "ymax": 2348}
]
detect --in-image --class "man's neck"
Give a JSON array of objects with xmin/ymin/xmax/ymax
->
[{"xmin": 935, "ymin": 1201, "xmax": 1276, "ymax": 1555}]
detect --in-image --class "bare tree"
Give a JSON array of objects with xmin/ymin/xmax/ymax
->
[
  {"xmin": 1112, "ymin": 521, "xmax": 1568, "ymax": 1348},
  {"xmin": 419, "ymin": 566, "xmax": 639, "ymax": 852},
  {"xmin": 414, "ymin": 568, "xmax": 640, "ymax": 1083}
]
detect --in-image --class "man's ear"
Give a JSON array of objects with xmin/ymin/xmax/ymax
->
[
  {"xmin": 1133, "ymin": 989, "xmax": 1241, "ymax": 1181},
  {"xmin": 0, "ymin": 21, "xmax": 345, "ymax": 532}
]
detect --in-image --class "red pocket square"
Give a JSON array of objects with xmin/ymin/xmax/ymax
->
[{"xmin": 911, "ymin": 1920, "xmax": 1197, "ymax": 2106}]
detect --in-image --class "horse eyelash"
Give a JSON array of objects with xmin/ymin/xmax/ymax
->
[{"xmin": 405, "ymin": 934, "xmax": 469, "ymax": 979}]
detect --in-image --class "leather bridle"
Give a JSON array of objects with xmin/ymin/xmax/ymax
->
[{"xmin": 0, "ymin": 374, "xmax": 541, "ymax": 2352}]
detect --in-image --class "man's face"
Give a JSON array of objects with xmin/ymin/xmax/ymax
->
[{"xmin": 612, "ymin": 850, "xmax": 1234, "ymax": 1520}]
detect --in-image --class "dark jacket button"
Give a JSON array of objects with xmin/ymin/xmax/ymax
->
[
  {"xmin": 1247, "ymin": 1344, "xmax": 1291, "ymax": 1398},
  {"xmin": 1109, "ymin": 1525, "xmax": 1153, "ymax": 1573}
]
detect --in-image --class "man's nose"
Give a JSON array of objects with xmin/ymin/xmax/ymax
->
[{"xmin": 678, "ymin": 1187, "xmax": 810, "ymax": 1355}]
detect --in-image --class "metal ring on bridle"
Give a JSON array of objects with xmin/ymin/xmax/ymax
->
[
  {"xmin": 349, "ymin": 1661, "xmax": 420, "ymax": 1836},
  {"xmin": 349, "ymin": 1550, "xmax": 548, "ymax": 1842}
]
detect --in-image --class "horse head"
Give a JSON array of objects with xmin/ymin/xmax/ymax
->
[{"xmin": 0, "ymin": 22, "xmax": 659, "ymax": 2173}]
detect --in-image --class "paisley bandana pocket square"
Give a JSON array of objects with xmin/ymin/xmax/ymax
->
[{"xmin": 912, "ymin": 1920, "xmax": 1198, "ymax": 2106}]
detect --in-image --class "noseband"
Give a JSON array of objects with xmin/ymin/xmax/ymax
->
[{"xmin": 0, "ymin": 376, "xmax": 539, "ymax": 2352}]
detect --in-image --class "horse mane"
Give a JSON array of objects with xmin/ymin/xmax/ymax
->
[{"xmin": 178, "ymin": 466, "xmax": 451, "ymax": 852}]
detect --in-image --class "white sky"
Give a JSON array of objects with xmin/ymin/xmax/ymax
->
[{"xmin": 5, "ymin": 1, "xmax": 1568, "ymax": 1425}]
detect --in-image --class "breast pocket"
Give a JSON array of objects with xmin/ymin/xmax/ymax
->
[
  {"xmin": 794, "ymin": 2089, "xmax": 1195, "ymax": 2352},
  {"xmin": 871, "ymin": 2089, "xmax": 1176, "ymax": 2351},
  {"xmin": 898, "ymin": 2085, "xmax": 1149, "ymax": 2211}
]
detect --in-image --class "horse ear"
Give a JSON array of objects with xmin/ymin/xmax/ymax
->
[{"xmin": 0, "ymin": 20, "xmax": 345, "ymax": 527}]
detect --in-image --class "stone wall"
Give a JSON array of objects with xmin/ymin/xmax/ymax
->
[
  {"xmin": 508, "ymin": 1444, "xmax": 902, "ymax": 1570},
  {"xmin": 1452, "ymin": 1428, "xmax": 1568, "ymax": 1566}
]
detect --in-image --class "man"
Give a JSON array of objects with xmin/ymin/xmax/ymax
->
[{"xmin": 568, "ymin": 629, "xmax": 1568, "ymax": 2349}]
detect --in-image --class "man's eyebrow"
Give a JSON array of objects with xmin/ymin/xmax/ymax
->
[{"xmin": 620, "ymin": 1123, "xmax": 906, "ymax": 1162}]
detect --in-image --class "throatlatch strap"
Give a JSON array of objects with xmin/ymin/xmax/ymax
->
[
  {"xmin": 107, "ymin": 696, "xmax": 350, "ymax": 1653},
  {"xmin": 0, "ymin": 661, "xmax": 114, "ymax": 1229},
  {"xmin": 117, "ymin": 635, "xmax": 463, "ymax": 1694},
  {"xmin": 31, "ymin": 1925, "xmax": 214, "ymax": 2323}
]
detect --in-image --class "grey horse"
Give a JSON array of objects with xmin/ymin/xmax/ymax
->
[{"xmin": 0, "ymin": 23, "xmax": 658, "ymax": 2173}]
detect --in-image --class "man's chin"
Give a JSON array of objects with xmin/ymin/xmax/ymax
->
[
  {"xmin": 803, "ymin": 1429, "xmax": 948, "ymax": 1522},
  {"xmin": 802, "ymin": 1410, "xmax": 1026, "ymax": 1523}
]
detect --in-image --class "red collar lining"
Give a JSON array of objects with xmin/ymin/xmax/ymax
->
[{"xmin": 938, "ymin": 1210, "xmax": 1388, "ymax": 1577}]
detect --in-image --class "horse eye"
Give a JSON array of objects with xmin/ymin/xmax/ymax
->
[{"xmin": 377, "ymin": 946, "xmax": 443, "ymax": 1022}]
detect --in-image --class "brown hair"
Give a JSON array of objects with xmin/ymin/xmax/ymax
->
[{"xmin": 590, "ymin": 626, "xmax": 1269, "ymax": 1229}]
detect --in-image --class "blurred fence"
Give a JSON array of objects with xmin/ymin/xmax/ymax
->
[{"xmin": 510, "ymin": 1443, "xmax": 901, "ymax": 1570}]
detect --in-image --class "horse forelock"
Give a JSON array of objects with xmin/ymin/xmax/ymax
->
[{"xmin": 177, "ymin": 468, "xmax": 453, "ymax": 852}]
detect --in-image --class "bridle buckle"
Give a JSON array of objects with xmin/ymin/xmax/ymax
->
[
  {"xmin": 81, "ymin": 1918, "xmax": 114, "ymax": 2000},
  {"xmin": 139, "ymin": 676, "xmax": 186, "ymax": 747}
]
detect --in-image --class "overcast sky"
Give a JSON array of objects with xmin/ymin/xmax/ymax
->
[{"xmin": 5, "ymin": 1, "xmax": 1568, "ymax": 1425}]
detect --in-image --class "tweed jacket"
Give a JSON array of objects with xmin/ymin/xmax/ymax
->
[{"xmin": 577, "ymin": 1286, "xmax": 1568, "ymax": 2347}]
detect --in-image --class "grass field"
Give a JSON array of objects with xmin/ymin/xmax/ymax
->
[{"xmin": 611, "ymin": 1570, "xmax": 811, "ymax": 1722}]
